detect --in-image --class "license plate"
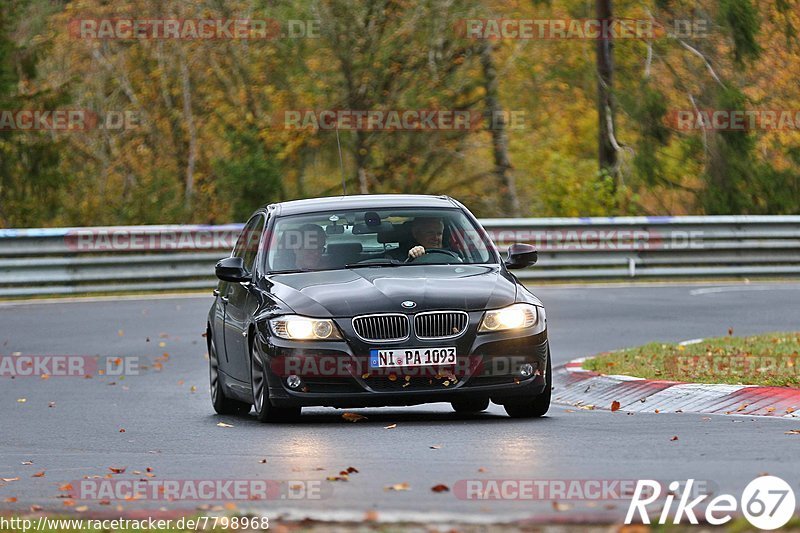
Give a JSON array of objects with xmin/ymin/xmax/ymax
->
[{"xmin": 369, "ymin": 347, "xmax": 457, "ymax": 368}]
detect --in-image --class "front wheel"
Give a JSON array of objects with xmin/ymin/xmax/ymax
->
[
  {"xmin": 209, "ymin": 333, "xmax": 251, "ymax": 415},
  {"xmin": 251, "ymin": 346, "xmax": 301, "ymax": 423},
  {"xmin": 503, "ymin": 351, "xmax": 552, "ymax": 419}
]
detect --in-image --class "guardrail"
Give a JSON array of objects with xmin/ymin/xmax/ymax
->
[{"xmin": 1, "ymin": 216, "xmax": 799, "ymax": 297}]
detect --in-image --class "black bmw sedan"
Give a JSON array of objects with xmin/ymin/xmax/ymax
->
[{"xmin": 207, "ymin": 194, "xmax": 551, "ymax": 422}]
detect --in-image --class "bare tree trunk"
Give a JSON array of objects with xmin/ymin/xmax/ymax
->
[
  {"xmin": 355, "ymin": 131, "xmax": 370, "ymax": 194},
  {"xmin": 180, "ymin": 53, "xmax": 197, "ymax": 207},
  {"xmin": 479, "ymin": 41, "xmax": 520, "ymax": 217},
  {"xmin": 597, "ymin": 0, "xmax": 618, "ymax": 190}
]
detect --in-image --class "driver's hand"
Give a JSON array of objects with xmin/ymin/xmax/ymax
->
[{"xmin": 408, "ymin": 246, "xmax": 426, "ymax": 259}]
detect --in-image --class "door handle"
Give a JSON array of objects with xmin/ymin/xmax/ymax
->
[
  {"xmin": 213, "ymin": 289, "xmax": 220, "ymax": 297},
  {"xmin": 220, "ymin": 296, "xmax": 229, "ymax": 304}
]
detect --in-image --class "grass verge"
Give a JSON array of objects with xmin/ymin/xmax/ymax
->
[{"xmin": 583, "ymin": 332, "xmax": 800, "ymax": 387}]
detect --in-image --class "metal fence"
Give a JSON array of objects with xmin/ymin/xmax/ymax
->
[{"xmin": 1, "ymin": 216, "xmax": 799, "ymax": 297}]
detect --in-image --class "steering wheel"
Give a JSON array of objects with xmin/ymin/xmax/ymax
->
[{"xmin": 405, "ymin": 248, "xmax": 463, "ymax": 263}]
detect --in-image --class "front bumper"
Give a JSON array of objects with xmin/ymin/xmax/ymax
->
[{"xmin": 258, "ymin": 312, "xmax": 549, "ymax": 408}]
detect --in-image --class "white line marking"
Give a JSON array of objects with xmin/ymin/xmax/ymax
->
[
  {"xmin": 679, "ymin": 338, "xmax": 704, "ymax": 346},
  {"xmin": 690, "ymin": 285, "xmax": 800, "ymax": 296},
  {"xmin": 0, "ymin": 292, "xmax": 209, "ymax": 307}
]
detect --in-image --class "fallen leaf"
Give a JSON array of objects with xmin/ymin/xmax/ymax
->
[
  {"xmin": 654, "ymin": 409, "xmax": 660, "ymax": 414},
  {"xmin": 766, "ymin": 407, "xmax": 776, "ymax": 413},
  {"xmin": 384, "ymin": 423, "xmax": 397, "ymax": 429},
  {"xmin": 2, "ymin": 478, "xmax": 19, "ymax": 482},
  {"xmin": 4, "ymin": 497, "xmax": 17, "ymax": 503},
  {"xmin": 98, "ymin": 499, "xmax": 111, "ymax": 505},
  {"xmin": 364, "ymin": 510, "xmax": 379, "ymax": 522},
  {"xmin": 552, "ymin": 501, "xmax": 572, "ymax": 511},
  {"xmin": 786, "ymin": 407, "xmax": 796, "ymax": 414},
  {"xmin": 431, "ymin": 484, "xmax": 449, "ymax": 492},
  {"xmin": 611, "ymin": 401, "xmax": 621, "ymax": 412},
  {"xmin": 30, "ymin": 505, "xmax": 43, "ymax": 512},
  {"xmin": 158, "ymin": 342, "xmax": 166, "ymax": 347},
  {"xmin": 59, "ymin": 483, "xmax": 74, "ymax": 491},
  {"xmin": 785, "ymin": 429, "xmax": 800, "ymax": 435},
  {"xmin": 108, "ymin": 467, "xmax": 126, "ymax": 474},
  {"xmin": 478, "ymin": 467, "xmax": 487, "ymax": 473},
  {"xmin": 670, "ymin": 436, "xmax": 679, "ymax": 441},
  {"xmin": 32, "ymin": 471, "xmax": 45, "ymax": 478},
  {"xmin": 342, "ymin": 412, "xmax": 367, "ymax": 422},
  {"xmin": 258, "ymin": 459, "xmax": 267, "ymax": 464},
  {"xmin": 385, "ymin": 482, "xmax": 410, "ymax": 491},
  {"xmin": 118, "ymin": 330, "xmax": 124, "ymax": 337},
  {"xmin": 21, "ymin": 461, "xmax": 33, "ymax": 465},
  {"xmin": 326, "ymin": 475, "xmax": 348, "ymax": 482},
  {"xmin": 429, "ymin": 445, "xmax": 442, "ymax": 449},
  {"xmin": 146, "ymin": 467, "xmax": 153, "ymax": 472},
  {"xmin": 216, "ymin": 422, "xmax": 234, "ymax": 428},
  {"xmin": 75, "ymin": 505, "xmax": 88, "ymax": 512},
  {"xmin": 48, "ymin": 402, "xmax": 56, "ymax": 408},
  {"xmin": 119, "ymin": 429, "xmax": 126, "ymax": 433},
  {"xmin": 17, "ymin": 398, "xmax": 26, "ymax": 403},
  {"xmin": 346, "ymin": 467, "xmax": 359, "ymax": 474},
  {"xmin": 190, "ymin": 386, "xmax": 197, "ymax": 393}
]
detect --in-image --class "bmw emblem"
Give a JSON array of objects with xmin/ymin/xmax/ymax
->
[{"xmin": 401, "ymin": 300, "xmax": 416, "ymax": 309}]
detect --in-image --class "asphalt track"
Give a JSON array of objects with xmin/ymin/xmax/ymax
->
[{"xmin": 1, "ymin": 282, "xmax": 799, "ymax": 524}]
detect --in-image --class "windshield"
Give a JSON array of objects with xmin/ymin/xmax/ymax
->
[{"xmin": 265, "ymin": 208, "xmax": 498, "ymax": 273}]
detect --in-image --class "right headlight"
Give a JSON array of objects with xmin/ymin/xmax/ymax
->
[
  {"xmin": 269, "ymin": 315, "xmax": 342, "ymax": 341},
  {"xmin": 478, "ymin": 303, "xmax": 539, "ymax": 333}
]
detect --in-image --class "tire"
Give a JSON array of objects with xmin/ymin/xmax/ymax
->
[
  {"xmin": 209, "ymin": 332, "xmax": 251, "ymax": 415},
  {"xmin": 250, "ymin": 344, "xmax": 301, "ymax": 423},
  {"xmin": 503, "ymin": 350, "xmax": 552, "ymax": 419},
  {"xmin": 451, "ymin": 397, "xmax": 490, "ymax": 413}
]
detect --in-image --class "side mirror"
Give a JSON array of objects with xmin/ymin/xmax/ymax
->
[
  {"xmin": 505, "ymin": 243, "xmax": 537, "ymax": 270},
  {"xmin": 215, "ymin": 256, "xmax": 251, "ymax": 283}
]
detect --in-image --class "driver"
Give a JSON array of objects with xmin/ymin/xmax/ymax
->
[
  {"xmin": 407, "ymin": 217, "xmax": 445, "ymax": 259},
  {"xmin": 385, "ymin": 216, "xmax": 448, "ymax": 261}
]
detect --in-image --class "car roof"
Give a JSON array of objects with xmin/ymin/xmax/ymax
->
[{"xmin": 269, "ymin": 194, "xmax": 459, "ymax": 216}]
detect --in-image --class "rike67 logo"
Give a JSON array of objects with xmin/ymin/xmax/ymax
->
[{"xmin": 626, "ymin": 476, "xmax": 796, "ymax": 529}]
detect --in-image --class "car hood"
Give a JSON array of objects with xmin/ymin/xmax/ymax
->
[{"xmin": 266, "ymin": 265, "xmax": 517, "ymax": 317}]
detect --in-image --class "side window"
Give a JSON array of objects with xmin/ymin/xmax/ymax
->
[{"xmin": 233, "ymin": 215, "xmax": 265, "ymax": 273}]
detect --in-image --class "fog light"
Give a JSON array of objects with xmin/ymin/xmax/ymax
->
[
  {"xmin": 519, "ymin": 364, "xmax": 534, "ymax": 377},
  {"xmin": 286, "ymin": 374, "xmax": 302, "ymax": 389}
]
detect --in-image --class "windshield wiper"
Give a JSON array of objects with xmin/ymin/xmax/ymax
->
[{"xmin": 345, "ymin": 260, "xmax": 402, "ymax": 268}]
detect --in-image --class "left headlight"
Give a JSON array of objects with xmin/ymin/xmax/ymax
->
[
  {"xmin": 269, "ymin": 316, "xmax": 343, "ymax": 341},
  {"xmin": 478, "ymin": 303, "xmax": 539, "ymax": 333}
]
